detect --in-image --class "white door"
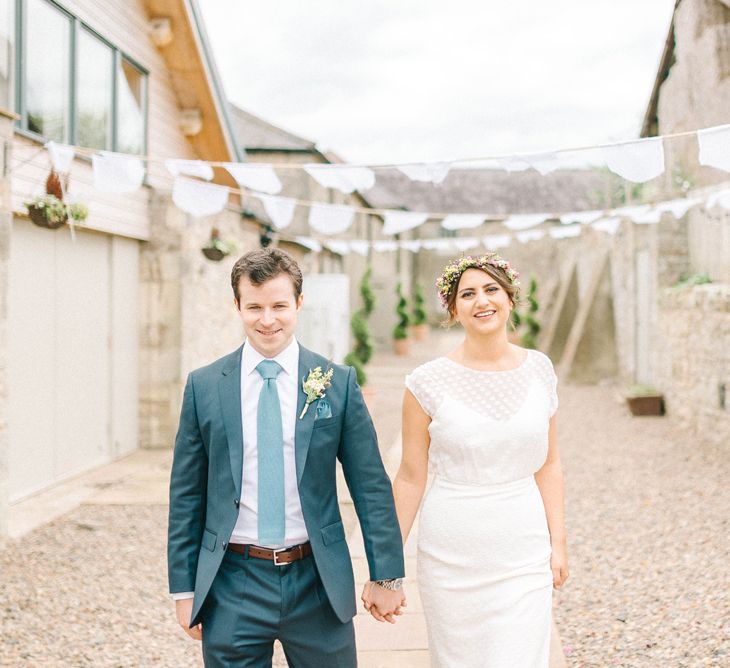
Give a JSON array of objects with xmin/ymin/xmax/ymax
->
[
  {"xmin": 297, "ymin": 274, "xmax": 350, "ymax": 363},
  {"xmin": 7, "ymin": 220, "xmax": 139, "ymax": 501}
]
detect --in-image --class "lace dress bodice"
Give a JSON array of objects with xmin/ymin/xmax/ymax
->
[{"xmin": 405, "ymin": 349, "xmax": 558, "ymax": 486}]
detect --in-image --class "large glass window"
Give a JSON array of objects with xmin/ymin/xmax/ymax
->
[
  {"xmin": 76, "ymin": 28, "xmax": 112, "ymax": 149},
  {"xmin": 0, "ymin": 0, "xmax": 14, "ymax": 109},
  {"xmin": 16, "ymin": 0, "xmax": 147, "ymax": 153},
  {"xmin": 116, "ymin": 57, "xmax": 145, "ymax": 154},
  {"xmin": 24, "ymin": 0, "xmax": 71, "ymax": 141}
]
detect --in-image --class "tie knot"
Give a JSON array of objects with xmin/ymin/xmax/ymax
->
[{"xmin": 256, "ymin": 359, "xmax": 282, "ymax": 380}]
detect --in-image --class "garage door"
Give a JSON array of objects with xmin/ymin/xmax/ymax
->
[{"xmin": 7, "ymin": 219, "xmax": 138, "ymax": 502}]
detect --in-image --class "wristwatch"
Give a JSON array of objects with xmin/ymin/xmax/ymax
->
[{"xmin": 374, "ymin": 578, "xmax": 403, "ymax": 591}]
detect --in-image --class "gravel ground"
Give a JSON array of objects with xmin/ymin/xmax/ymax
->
[
  {"xmin": 0, "ymin": 370, "xmax": 727, "ymax": 666},
  {"xmin": 553, "ymin": 385, "xmax": 730, "ymax": 667}
]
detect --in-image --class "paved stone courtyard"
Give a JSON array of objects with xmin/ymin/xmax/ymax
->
[{"xmin": 1, "ymin": 333, "xmax": 727, "ymax": 666}]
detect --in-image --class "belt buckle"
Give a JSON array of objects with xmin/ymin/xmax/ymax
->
[{"xmin": 272, "ymin": 547, "xmax": 289, "ymax": 566}]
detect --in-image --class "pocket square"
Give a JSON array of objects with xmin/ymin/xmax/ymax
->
[{"xmin": 315, "ymin": 399, "xmax": 333, "ymax": 420}]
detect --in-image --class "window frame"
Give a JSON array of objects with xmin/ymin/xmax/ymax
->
[{"xmin": 14, "ymin": 0, "xmax": 148, "ymax": 154}]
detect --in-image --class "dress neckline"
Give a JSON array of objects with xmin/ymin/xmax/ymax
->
[{"xmin": 441, "ymin": 349, "xmax": 531, "ymax": 374}]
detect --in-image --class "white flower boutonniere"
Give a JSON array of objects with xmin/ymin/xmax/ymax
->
[{"xmin": 299, "ymin": 366, "xmax": 334, "ymax": 419}]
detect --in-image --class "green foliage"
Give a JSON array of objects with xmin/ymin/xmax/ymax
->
[
  {"xmin": 627, "ymin": 384, "xmax": 660, "ymax": 397},
  {"xmin": 673, "ymin": 272, "xmax": 712, "ymax": 289},
  {"xmin": 411, "ymin": 283, "xmax": 427, "ymax": 326},
  {"xmin": 24, "ymin": 194, "xmax": 89, "ymax": 225},
  {"xmin": 393, "ymin": 282, "xmax": 410, "ymax": 340},
  {"xmin": 345, "ymin": 266, "xmax": 376, "ymax": 386},
  {"xmin": 521, "ymin": 277, "xmax": 541, "ymax": 350},
  {"xmin": 344, "ymin": 351, "xmax": 366, "ymax": 386}
]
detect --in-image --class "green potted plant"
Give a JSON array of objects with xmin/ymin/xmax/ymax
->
[
  {"xmin": 393, "ymin": 282, "xmax": 411, "ymax": 356},
  {"xmin": 508, "ymin": 304, "xmax": 522, "ymax": 344},
  {"xmin": 344, "ymin": 266, "xmax": 376, "ymax": 410},
  {"xmin": 202, "ymin": 227, "xmax": 237, "ymax": 262},
  {"xmin": 520, "ymin": 277, "xmax": 540, "ymax": 349},
  {"xmin": 411, "ymin": 282, "xmax": 429, "ymax": 341},
  {"xmin": 625, "ymin": 385, "xmax": 665, "ymax": 416},
  {"xmin": 24, "ymin": 170, "xmax": 88, "ymax": 229}
]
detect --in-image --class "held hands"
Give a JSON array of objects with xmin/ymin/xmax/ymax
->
[
  {"xmin": 361, "ymin": 581, "xmax": 407, "ymax": 623},
  {"xmin": 175, "ymin": 598, "xmax": 203, "ymax": 641},
  {"xmin": 551, "ymin": 540, "xmax": 569, "ymax": 589}
]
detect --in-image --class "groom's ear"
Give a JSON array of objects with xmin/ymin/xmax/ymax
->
[
  {"xmin": 233, "ymin": 296, "xmax": 241, "ymax": 312},
  {"xmin": 296, "ymin": 293, "xmax": 304, "ymax": 310}
]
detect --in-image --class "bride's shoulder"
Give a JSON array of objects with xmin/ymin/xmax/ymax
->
[{"xmin": 407, "ymin": 357, "xmax": 450, "ymax": 379}]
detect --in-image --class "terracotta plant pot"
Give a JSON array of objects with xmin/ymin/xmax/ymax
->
[
  {"xmin": 626, "ymin": 395, "xmax": 665, "ymax": 416},
  {"xmin": 411, "ymin": 324, "xmax": 429, "ymax": 341},
  {"xmin": 28, "ymin": 205, "xmax": 66, "ymax": 230},
  {"xmin": 202, "ymin": 247, "xmax": 227, "ymax": 262},
  {"xmin": 393, "ymin": 338, "xmax": 411, "ymax": 356}
]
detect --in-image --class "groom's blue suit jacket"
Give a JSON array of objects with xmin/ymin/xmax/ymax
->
[{"xmin": 167, "ymin": 343, "xmax": 405, "ymax": 626}]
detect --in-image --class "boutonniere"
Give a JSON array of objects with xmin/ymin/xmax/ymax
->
[{"xmin": 299, "ymin": 366, "xmax": 334, "ymax": 419}]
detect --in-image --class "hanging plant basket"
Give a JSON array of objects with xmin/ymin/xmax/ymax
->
[
  {"xmin": 28, "ymin": 204, "xmax": 67, "ymax": 229},
  {"xmin": 202, "ymin": 246, "xmax": 227, "ymax": 262}
]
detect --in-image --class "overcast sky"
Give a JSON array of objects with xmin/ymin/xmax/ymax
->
[{"xmin": 198, "ymin": 0, "xmax": 675, "ymax": 165}]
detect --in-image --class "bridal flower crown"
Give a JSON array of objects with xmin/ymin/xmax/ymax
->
[{"xmin": 436, "ymin": 253, "xmax": 521, "ymax": 307}]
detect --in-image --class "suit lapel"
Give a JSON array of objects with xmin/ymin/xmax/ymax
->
[
  {"xmin": 219, "ymin": 345, "xmax": 244, "ymax": 500},
  {"xmin": 295, "ymin": 344, "xmax": 317, "ymax": 484}
]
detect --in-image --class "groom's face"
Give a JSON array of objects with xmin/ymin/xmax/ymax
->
[{"xmin": 235, "ymin": 273, "xmax": 303, "ymax": 358}]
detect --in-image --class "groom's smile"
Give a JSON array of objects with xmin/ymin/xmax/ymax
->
[{"xmin": 235, "ymin": 273, "xmax": 303, "ymax": 358}]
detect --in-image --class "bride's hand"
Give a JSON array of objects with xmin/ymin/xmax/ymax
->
[{"xmin": 550, "ymin": 541, "xmax": 569, "ymax": 589}]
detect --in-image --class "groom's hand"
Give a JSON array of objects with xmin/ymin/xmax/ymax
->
[
  {"xmin": 361, "ymin": 581, "xmax": 407, "ymax": 624},
  {"xmin": 175, "ymin": 598, "xmax": 202, "ymax": 640}
]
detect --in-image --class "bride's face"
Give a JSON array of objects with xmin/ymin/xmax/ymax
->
[{"xmin": 453, "ymin": 268, "xmax": 513, "ymax": 334}]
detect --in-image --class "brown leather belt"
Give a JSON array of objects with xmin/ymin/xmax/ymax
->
[{"xmin": 227, "ymin": 541, "xmax": 312, "ymax": 565}]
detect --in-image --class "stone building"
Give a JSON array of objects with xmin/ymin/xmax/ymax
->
[{"xmin": 0, "ymin": 0, "xmax": 262, "ymax": 538}]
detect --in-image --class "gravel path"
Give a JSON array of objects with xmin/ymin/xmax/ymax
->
[
  {"xmin": 553, "ymin": 385, "xmax": 730, "ymax": 667},
  {"xmin": 1, "ymin": 354, "xmax": 728, "ymax": 666}
]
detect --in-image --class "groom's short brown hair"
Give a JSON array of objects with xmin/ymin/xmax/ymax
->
[{"xmin": 231, "ymin": 248, "xmax": 303, "ymax": 305}]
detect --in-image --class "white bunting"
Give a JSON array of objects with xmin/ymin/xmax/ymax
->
[
  {"xmin": 499, "ymin": 156, "xmax": 531, "ymax": 172},
  {"xmin": 349, "ymin": 240, "xmax": 370, "ymax": 256},
  {"xmin": 400, "ymin": 240, "xmax": 423, "ymax": 252},
  {"xmin": 549, "ymin": 224, "xmax": 582, "ymax": 239},
  {"xmin": 258, "ymin": 194, "xmax": 297, "ymax": 230},
  {"xmin": 526, "ymin": 152, "xmax": 561, "ymax": 175},
  {"xmin": 697, "ymin": 125, "xmax": 730, "ymax": 172},
  {"xmin": 483, "ymin": 234, "xmax": 512, "ymax": 249},
  {"xmin": 591, "ymin": 217, "xmax": 622, "ymax": 235},
  {"xmin": 632, "ymin": 209, "xmax": 662, "ymax": 225},
  {"xmin": 382, "ymin": 211, "xmax": 429, "ymax": 235},
  {"xmin": 165, "ymin": 159, "xmax": 214, "ymax": 181},
  {"xmin": 516, "ymin": 230, "xmax": 545, "ymax": 243},
  {"xmin": 224, "ymin": 163, "xmax": 282, "ymax": 195},
  {"xmin": 172, "ymin": 177, "xmax": 229, "ymax": 218},
  {"xmin": 325, "ymin": 240, "xmax": 351, "ymax": 255},
  {"xmin": 422, "ymin": 238, "xmax": 454, "ymax": 250},
  {"xmin": 372, "ymin": 240, "xmax": 399, "ymax": 252},
  {"xmin": 309, "ymin": 203, "xmax": 355, "ymax": 235},
  {"xmin": 602, "ymin": 137, "xmax": 665, "ymax": 183},
  {"xmin": 45, "ymin": 141, "xmax": 75, "ymax": 173},
  {"xmin": 613, "ymin": 204, "xmax": 652, "ymax": 221},
  {"xmin": 706, "ymin": 188, "xmax": 730, "ymax": 210},
  {"xmin": 441, "ymin": 214, "xmax": 485, "ymax": 230},
  {"xmin": 92, "ymin": 152, "xmax": 145, "ymax": 194},
  {"xmin": 295, "ymin": 237, "xmax": 322, "ymax": 252},
  {"xmin": 503, "ymin": 213, "xmax": 550, "ymax": 230},
  {"xmin": 560, "ymin": 210, "xmax": 603, "ymax": 225},
  {"xmin": 655, "ymin": 197, "xmax": 701, "ymax": 219},
  {"xmin": 304, "ymin": 164, "xmax": 375, "ymax": 194},
  {"xmin": 397, "ymin": 162, "xmax": 451, "ymax": 185},
  {"xmin": 453, "ymin": 237, "xmax": 481, "ymax": 251}
]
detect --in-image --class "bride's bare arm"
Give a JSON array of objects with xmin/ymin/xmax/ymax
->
[
  {"xmin": 534, "ymin": 416, "xmax": 569, "ymax": 588},
  {"xmin": 392, "ymin": 389, "xmax": 431, "ymax": 545}
]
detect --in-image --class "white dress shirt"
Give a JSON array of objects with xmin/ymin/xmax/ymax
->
[
  {"xmin": 172, "ymin": 337, "xmax": 309, "ymax": 601},
  {"xmin": 230, "ymin": 336, "xmax": 309, "ymax": 547}
]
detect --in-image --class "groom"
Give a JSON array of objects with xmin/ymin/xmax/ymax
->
[{"xmin": 168, "ymin": 248, "xmax": 405, "ymax": 666}]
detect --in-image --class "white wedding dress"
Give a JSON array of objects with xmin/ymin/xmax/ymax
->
[{"xmin": 405, "ymin": 349, "xmax": 558, "ymax": 668}]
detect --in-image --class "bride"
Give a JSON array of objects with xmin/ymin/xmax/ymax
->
[{"xmin": 393, "ymin": 254, "xmax": 568, "ymax": 667}]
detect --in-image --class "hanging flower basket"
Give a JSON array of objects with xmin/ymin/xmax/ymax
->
[
  {"xmin": 24, "ymin": 194, "xmax": 88, "ymax": 230},
  {"xmin": 201, "ymin": 228, "xmax": 237, "ymax": 262},
  {"xmin": 28, "ymin": 203, "xmax": 67, "ymax": 229}
]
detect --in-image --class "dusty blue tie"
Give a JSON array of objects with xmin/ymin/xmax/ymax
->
[{"xmin": 255, "ymin": 359, "xmax": 285, "ymax": 545}]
